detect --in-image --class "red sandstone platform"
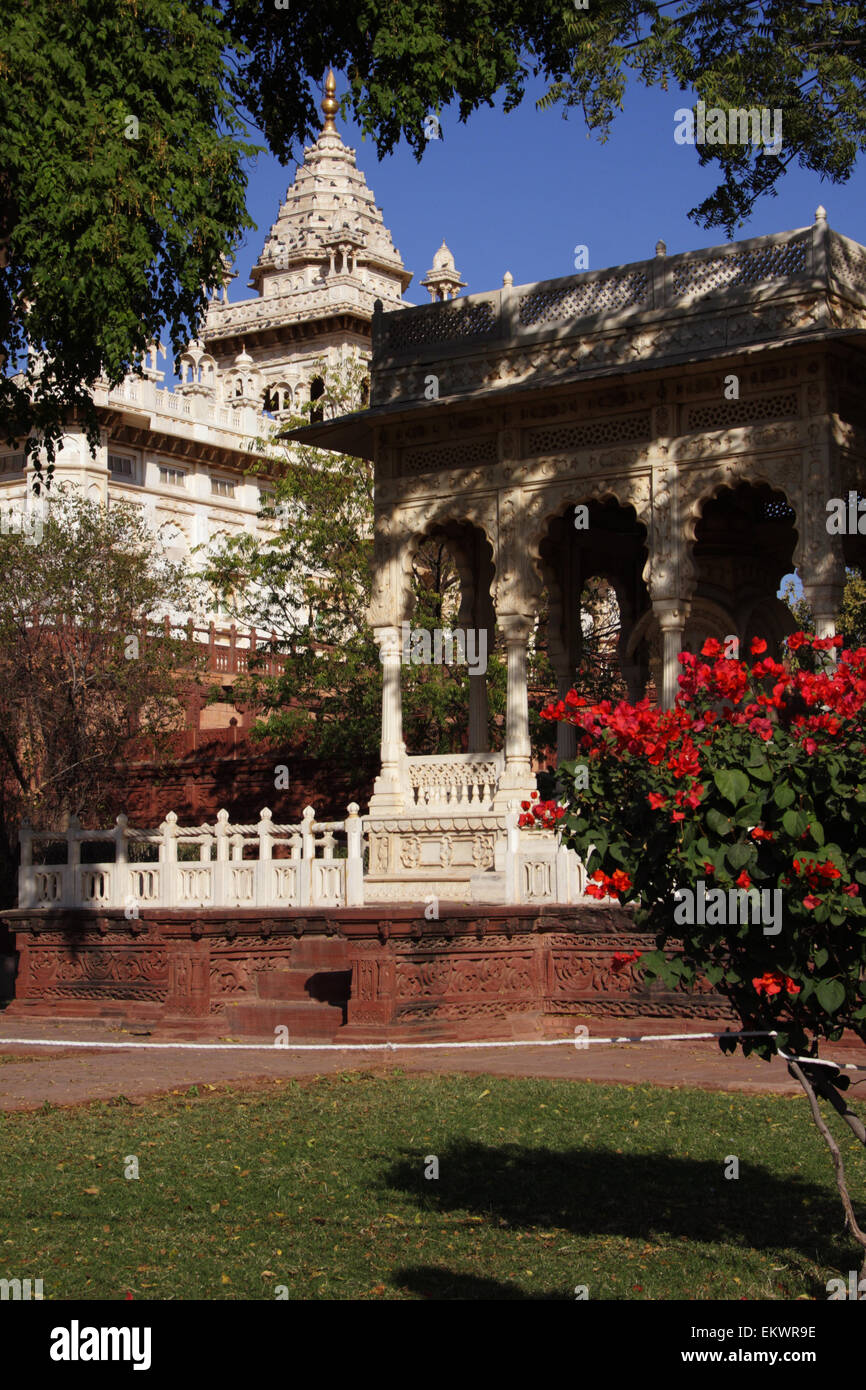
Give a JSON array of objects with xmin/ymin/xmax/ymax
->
[{"xmin": 1, "ymin": 902, "xmax": 731, "ymax": 1041}]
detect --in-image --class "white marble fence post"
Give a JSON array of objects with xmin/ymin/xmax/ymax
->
[
  {"xmin": 114, "ymin": 813, "xmax": 129, "ymax": 911},
  {"xmin": 18, "ymin": 819, "xmax": 33, "ymax": 909},
  {"xmin": 503, "ymin": 805, "xmax": 521, "ymax": 903},
  {"xmin": 159, "ymin": 811, "xmax": 178, "ymax": 909},
  {"xmin": 214, "ymin": 809, "xmax": 230, "ymax": 905},
  {"xmin": 345, "ymin": 802, "xmax": 364, "ymax": 906},
  {"xmin": 256, "ymin": 808, "xmax": 273, "ymax": 906},
  {"xmin": 301, "ymin": 805, "xmax": 316, "ymax": 907}
]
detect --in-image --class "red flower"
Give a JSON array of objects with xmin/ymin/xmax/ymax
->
[
  {"xmin": 671, "ymin": 811, "xmax": 685, "ymax": 822},
  {"xmin": 647, "ymin": 792, "xmax": 667, "ymax": 810},
  {"xmin": 803, "ymin": 894, "xmax": 821, "ymax": 910},
  {"xmin": 683, "ymin": 783, "xmax": 705, "ymax": 810},
  {"xmin": 750, "ymin": 637, "xmax": 768, "ymax": 655},
  {"xmin": 701, "ymin": 638, "xmax": 723, "ymax": 658},
  {"xmin": 753, "ymin": 971, "xmax": 800, "ymax": 997},
  {"xmin": 844, "ymin": 883, "xmax": 860, "ymax": 897},
  {"xmin": 703, "ymin": 862, "xmax": 715, "ymax": 875},
  {"xmin": 750, "ymin": 826, "xmax": 774, "ymax": 841},
  {"xmin": 735, "ymin": 871, "xmax": 751, "ymax": 889},
  {"xmin": 611, "ymin": 949, "xmax": 641, "ymax": 974},
  {"xmin": 587, "ymin": 868, "xmax": 631, "ymax": 901}
]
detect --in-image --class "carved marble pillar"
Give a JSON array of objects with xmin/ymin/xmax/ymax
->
[
  {"xmin": 468, "ymin": 669, "xmax": 489, "ymax": 752},
  {"xmin": 654, "ymin": 599, "xmax": 691, "ymax": 709},
  {"xmin": 799, "ymin": 389, "xmax": 845, "ymax": 660},
  {"xmin": 649, "ymin": 443, "xmax": 693, "ymax": 709},
  {"xmin": 495, "ymin": 612, "xmax": 535, "ymax": 804},
  {"xmin": 369, "ymin": 625, "xmax": 405, "ymax": 813},
  {"xmin": 555, "ymin": 671, "xmax": 578, "ymax": 763},
  {"xmin": 802, "ymin": 573, "xmax": 845, "ymax": 658}
]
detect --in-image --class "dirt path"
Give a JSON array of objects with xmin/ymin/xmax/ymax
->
[{"xmin": 0, "ymin": 1014, "xmax": 848, "ymax": 1110}]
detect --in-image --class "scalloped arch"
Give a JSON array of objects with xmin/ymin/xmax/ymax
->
[
  {"xmin": 679, "ymin": 461, "xmax": 802, "ymax": 571},
  {"xmin": 392, "ymin": 501, "xmax": 498, "ymax": 626},
  {"xmin": 521, "ymin": 481, "xmax": 651, "ymax": 610}
]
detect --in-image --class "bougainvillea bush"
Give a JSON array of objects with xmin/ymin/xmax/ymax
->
[
  {"xmin": 522, "ymin": 634, "xmax": 866, "ymax": 1063},
  {"xmin": 523, "ymin": 631, "xmax": 866, "ymax": 1271}
]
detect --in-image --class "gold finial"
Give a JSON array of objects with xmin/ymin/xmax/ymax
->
[{"xmin": 321, "ymin": 69, "xmax": 339, "ymax": 134}]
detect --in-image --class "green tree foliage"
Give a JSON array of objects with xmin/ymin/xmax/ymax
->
[
  {"xmin": 0, "ymin": 489, "xmax": 204, "ymax": 905},
  {"xmin": 233, "ymin": 0, "xmax": 866, "ymax": 233},
  {"xmin": 6, "ymin": 1, "xmax": 866, "ymax": 458},
  {"xmin": 0, "ymin": 0, "xmax": 255, "ymax": 470},
  {"xmin": 782, "ymin": 566, "xmax": 866, "ymax": 647}
]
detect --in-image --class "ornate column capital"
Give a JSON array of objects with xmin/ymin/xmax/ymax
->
[
  {"xmin": 498, "ymin": 611, "xmax": 535, "ymax": 644},
  {"xmin": 652, "ymin": 597, "xmax": 692, "ymax": 631}
]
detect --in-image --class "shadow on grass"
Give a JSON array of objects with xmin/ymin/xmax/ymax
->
[
  {"xmin": 393, "ymin": 1267, "xmax": 551, "ymax": 1299},
  {"xmin": 383, "ymin": 1142, "xmax": 850, "ymax": 1292}
]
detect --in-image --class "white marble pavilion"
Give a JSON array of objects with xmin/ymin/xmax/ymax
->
[{"xmin": 296, "ymin": 205, "xmax": 866, "ymax": 904}]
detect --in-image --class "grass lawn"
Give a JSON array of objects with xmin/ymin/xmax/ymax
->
[{"xmin": 1, "ymin": 1071, "xmax": 863, "ymax": 1300}]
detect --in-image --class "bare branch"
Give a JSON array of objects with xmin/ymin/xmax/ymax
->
[{"xmin": 788, "ymin": 1061, "xmax": 866, "ymax": 1270}]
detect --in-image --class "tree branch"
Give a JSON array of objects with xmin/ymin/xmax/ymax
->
[{"xmin": 788, "ymin": 1060, "xmax": 866, "ymax": 1278}]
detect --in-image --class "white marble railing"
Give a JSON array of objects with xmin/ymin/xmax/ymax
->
[
  {"xmin": 19, "ymin": 806, "xmax": 365, "ymax": 911},
  {"xmin": 17, "ymin": 778, "xmax": 591, "ymax": 910},
  {"xmin": 95, "ymin": 378, "xmax": 275, "ymax": 438},
  {"xmin": 373, "ymin": 220, "xmax": 861, "ymax": 366},
  {"xmin": 402, "ymin": 752, "xmax": 504, "ymax": 811}
]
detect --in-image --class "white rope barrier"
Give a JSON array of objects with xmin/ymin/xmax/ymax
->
[{"xmin": 0, "ymin": 1028, "xmax": 863, "ymax": 1069}]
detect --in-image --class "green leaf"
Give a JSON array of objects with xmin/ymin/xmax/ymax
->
[
  {"xmin": 782, "ymin": 809, "xmax": 808, "ymax": 838},
  {"xmin": 706, "ymin": 808, "xmax": 733, "ymax": 837},
  {"xmin": 774, "ymin": 785, "xmax": 796, "ymax": 809},
  {"xmin": 714, "ymin": 769, "xmax": 750, "ymax": 806},
  {"xmin": 726, "ymin": 842, "xmax": 753, "ymax": 870},
  {"xmin": 748, "ymin": 761, "xmax": 773, "ymax": 782},
  {"xmin": 815, "ymin": 978, "xmax": 846, "ymax": 1015}
]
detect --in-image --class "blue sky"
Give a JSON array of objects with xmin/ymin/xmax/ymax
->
[{"xmin": 232, "ymin": 71, "xmax": 866, "ymax": 302}]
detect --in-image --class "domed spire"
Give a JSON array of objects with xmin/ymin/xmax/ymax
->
[
  {"xmin": 421, "ymin": 240, "xmax": 466, "ymax": 301},
  {"xmin": 321, "ymin": 69, "xmax": 339, "ymax": 135}
]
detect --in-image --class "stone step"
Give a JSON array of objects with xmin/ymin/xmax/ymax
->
[
  {"xmin": 286, "ymin": 936, "xmax": 350, "ymax": 970},
  {"xmin": 257, "ymin": 967, "xmax": 351, "ymax": 1005},
  {"xmin": 229, "ymin": 999, "xmax": 345, "ymax": 1039}
]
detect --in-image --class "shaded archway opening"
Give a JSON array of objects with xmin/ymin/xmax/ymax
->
[
  {"xmin": 539, "ymin": 498, "xmax": 650, "ymax": 710},
  {"xmin": 309, "ymin": 376, "xmax": 325, "ymax": 424},
  {"xmin": 691, "ymin": 482, "xmax": 798, "ymax": 659},
  {"xmin": 402, "ymin": 520, "xmax": 499, "ymax": 756}
]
